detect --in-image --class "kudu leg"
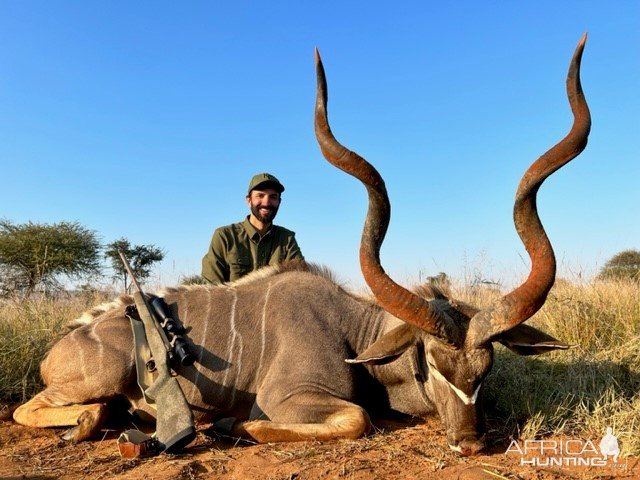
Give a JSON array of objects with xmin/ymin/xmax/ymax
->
[
  {"xmin": 232, "ymin": 392, "xmax": 371, "ymax": 443},
  {"xmin": 13, "ymin": 390, "xmax": 108, "ymax": 442}
]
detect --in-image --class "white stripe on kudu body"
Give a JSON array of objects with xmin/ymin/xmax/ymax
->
[
  {"xmin": 89, "ymin": 320, "xmax": 103, "ymax": 368},
  {"xmin": 73, "ymin": 328, "xmax": 89, "ymax": 383},
  {"xmin": 190, "ymin": 288, "xmax": 211, "ymax": 403},
  {"xmin": 256, "ymin": 282, "xmax": 272, "ymax": 381},
  {"xmin": 222, "ymin": 288, "xmax": 243, "ymax": 405}
]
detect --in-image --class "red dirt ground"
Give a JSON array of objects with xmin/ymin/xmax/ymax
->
[{"xmin": 0, "ymin": 415, "xmax": 638, "ymax": 480}]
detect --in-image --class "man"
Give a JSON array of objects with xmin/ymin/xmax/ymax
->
[{"xmin": 201, "ymin": 173, "xmax": 304, "ymax": 284}]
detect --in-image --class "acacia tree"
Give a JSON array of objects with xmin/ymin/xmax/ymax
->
[
  {"xmin": 598, "ymin": 249, "xmax": 640, "ymax": 282},
  {"xmin": 105, "ymin": 238, "xmax": 164, "ymax": 292},
  {"xmin": 0, "ymin": 220, "xmax": 101, "ymax": 296}
]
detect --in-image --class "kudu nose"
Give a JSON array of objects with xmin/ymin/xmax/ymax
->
[{"xmin": 448, "ymin": 435, "xmax": 485, "ymax": 456}]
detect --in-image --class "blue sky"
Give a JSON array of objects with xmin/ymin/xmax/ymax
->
[{"xmin": 1, "ymin": 1, "xmax": 638, "ymax": 289}]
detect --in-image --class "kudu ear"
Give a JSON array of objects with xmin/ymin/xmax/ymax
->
[
  {"xmin": 345, "ymin": 324, "xmax": 417, "ymax": 365},
  {"xmin": 496, "ymin": 323, "xmax": 573, "ymax": 356}
]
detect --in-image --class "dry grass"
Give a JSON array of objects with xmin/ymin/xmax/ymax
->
[
  {"xmin": 0, "ymin": 278, "xmax": 638, "ymax": 457},
  {"xmin": 0, "ymin": 291, "xmax": 112, "ymax": 402}
]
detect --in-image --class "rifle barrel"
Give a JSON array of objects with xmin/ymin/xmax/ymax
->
[{"xmin": 118, "ymin": 250, "xmax": 143, "ymax": 292}]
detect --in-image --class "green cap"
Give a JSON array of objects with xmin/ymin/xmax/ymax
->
[{"xmin": 247, "ymin": 173, "xmax": 285, "ymax": 194}]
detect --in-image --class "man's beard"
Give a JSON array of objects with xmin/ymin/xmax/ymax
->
[{"xmin": 251, "ymin": 204, "xmax": 279, "ymax": 223}]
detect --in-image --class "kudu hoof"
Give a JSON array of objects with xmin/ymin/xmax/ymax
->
[
  {"xmin": 213, "ymin": 417, "xmax": 237, "ymax": 435},
  {"xmin": 61, "ymin": 426, "xmax": 80, "ymax": 442},
  {"xmin": 61, "ymin": 407, "xmax": 107, "ymax": 443}
]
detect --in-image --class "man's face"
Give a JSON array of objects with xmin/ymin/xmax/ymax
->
[{"xmin": 247, "ymin": 188, "xmax": 281, "ymax": 223}]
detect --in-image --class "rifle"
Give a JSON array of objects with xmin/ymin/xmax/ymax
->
[{"xmin": 118, "ymin": 250, "xmax": 196, "ymax": 454}]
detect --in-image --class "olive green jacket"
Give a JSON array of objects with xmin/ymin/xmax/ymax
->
[{"xmin": 201, "ymin": 217, "xmax": 304, "ymax": 284}]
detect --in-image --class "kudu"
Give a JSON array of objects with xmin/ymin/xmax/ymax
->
[{"xmin": 13, "ymin": 36, "xmax": 590, "ymax": 455}]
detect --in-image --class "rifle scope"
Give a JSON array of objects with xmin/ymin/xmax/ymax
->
[{"xmin": 150, "ymin": 297, "xmax": 195, "ymax": 367}]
